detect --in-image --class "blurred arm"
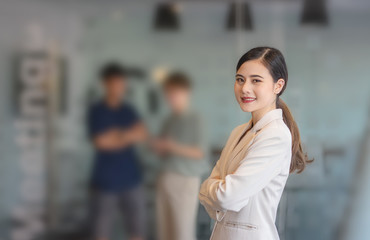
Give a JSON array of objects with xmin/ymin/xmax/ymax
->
[
  {"xmin": 93, "ymin": 122, "xmax": 148, "ymax": 151},
  {"xmin": 169, "ymin": 141, "xmax": 204, "ymax": 159},
  {"xmin": 120, "ymin": 122, "xmax": 148, "ymax": 145},
  {"xmin": 92, "ymin": 128, "xmax": 122, "ymax": 151}
]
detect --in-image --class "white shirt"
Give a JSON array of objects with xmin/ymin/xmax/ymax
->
[{"xmin": 199, "ymin": 109, "xmax": 292, "ymax": 240}]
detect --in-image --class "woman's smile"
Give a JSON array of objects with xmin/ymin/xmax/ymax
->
[{"xmin": 241, "ymin": 97, "xmax": 256, "ymax": 103}]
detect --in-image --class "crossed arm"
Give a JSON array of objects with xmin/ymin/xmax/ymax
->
[
  {"xmin": 199, "ymin": 129, "xmax": 290, "ymax": 215},
  {"xmin": 151, "ymin": 116, "xmax": 206, "ymax": 160},
  {"xmin": 93, "ymin": 122, "xmax": 148, "ymax": 151},
  {"xmin": 151, "ymin": 138, "xmax": 204, "ymax": 159}
]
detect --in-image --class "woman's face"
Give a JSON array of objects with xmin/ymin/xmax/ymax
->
[{"xmin": 234, "ymin": 60, "xmax": 284, "ymax": 116}]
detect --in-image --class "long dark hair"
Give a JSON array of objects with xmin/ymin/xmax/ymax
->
[{"xmin": 237, "ymin": 46, "xmax": 313, "ymax": 174}]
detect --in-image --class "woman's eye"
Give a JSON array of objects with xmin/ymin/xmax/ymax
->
[
  {"xmin": 252, "ymin": 79, "xmax": 261, "ymax": 83},
  {"xmin": 236, "ymin": 78, "xmax": 245, "ymax": 83}
]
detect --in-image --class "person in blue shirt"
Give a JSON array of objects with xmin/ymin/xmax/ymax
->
[{"xmin": 87, "ymin": 63, "xmax": 147, "ymax": 240}]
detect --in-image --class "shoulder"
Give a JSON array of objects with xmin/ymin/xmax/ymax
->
[
  {"xmin": 255, "ymin": 119, "xmax": 291, "ymax": 146},
  {"xmin": 88, "ymin": 101, "xmax": 104, "ymax": 114},
  {"xmin": 231, "ymin": 122, "xmax": 250, "ymax": 136}
]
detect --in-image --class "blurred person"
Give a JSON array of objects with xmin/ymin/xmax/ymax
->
[
  {"xmin": 199, "ymin": 47, "xmax": 313, "ymax": 240},
  {"xmin": 87, "ymin": 63, "xmax": 147, "ymax": 240},
  {"xmin": 151, "ymin": 72, "xmax": 208, "ymax": 240}
]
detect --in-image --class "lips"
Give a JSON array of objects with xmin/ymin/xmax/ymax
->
[{"xmin": 241, "ymin": 97, "xmax": 256, "ymax": 103}]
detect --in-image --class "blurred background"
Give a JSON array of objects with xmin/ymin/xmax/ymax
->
[{"xmin": 1, "ymin": 0, "xmax": 370, "ymax": 240}]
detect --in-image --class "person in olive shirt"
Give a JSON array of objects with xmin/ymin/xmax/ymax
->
[
  {"xmin": 152, "ymin": 72, "xmax": 209, "ymax": 240},
  {"xmin": 88, "ymin": 63, "xmax": 147, "ymax": 240}
]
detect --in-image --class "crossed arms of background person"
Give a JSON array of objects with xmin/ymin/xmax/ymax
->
[{"xmin": 92, "ymin": 122, "xmax": 148, "ymax": 151}]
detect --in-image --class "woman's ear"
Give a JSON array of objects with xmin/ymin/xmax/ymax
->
[{"xmin": 274, "ymin": 78, "xmax": 285, "ymax": 94}]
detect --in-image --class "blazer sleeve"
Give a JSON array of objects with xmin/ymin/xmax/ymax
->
[
  {"xmin": 199, "ymin": 159, "xmax": 222, "ymax": 220},
  {"xmin": 199, "ymin": 127, "xmax": 291, "ymax": 213},
  {"xmin": 198, "ymin": 126, "xmax": 241, "ymax": 219}
]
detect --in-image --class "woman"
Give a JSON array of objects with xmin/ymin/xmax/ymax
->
[{"xmin": 199, "ymin": 47, "xmax": 312, "ymax": 240}]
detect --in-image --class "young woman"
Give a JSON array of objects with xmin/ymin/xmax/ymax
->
[{"xmin": 199, "ymin": 47, "xmax": 312, "ymax": 240}]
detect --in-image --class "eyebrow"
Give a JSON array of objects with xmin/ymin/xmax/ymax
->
[
  {"xmin": 249, "ymin": 74, "xmax": 264, "ymax": 79},
  {"xmin": 235, "ymin": 74, "xmax": 264, "ymax": 79},
  {"xmin": 235, "ymin": 74, "xmax": 245, "ymax": 78}
]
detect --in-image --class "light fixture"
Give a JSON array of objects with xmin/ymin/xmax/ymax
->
[
  {"xmin": 226, "ymin": 2, "xmax": 253, "ymax": 31},
  {"xmin": 153, "ymin": 3, "xmax": 180, "ymax": 31},
  {"xmin": 301, "ymin": 0, "xmax": 329, "ymax": 26}
]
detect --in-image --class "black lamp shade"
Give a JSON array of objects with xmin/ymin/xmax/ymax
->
[
  {"xmin": 301, "ymin": 0, "xmax": 329, "ymax": 26},
  {"xmin": 226, "ymin": 2, "xmax": 253, "ymax": 31},
  {"xmin": 153, "ymin": 3, "xmax": 180, "ymax": 31}
]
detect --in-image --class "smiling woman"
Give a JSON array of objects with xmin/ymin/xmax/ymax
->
[
  {"xmin": 234, "ymin": 60, "xmax": 285, "ymax": 124},
  {"xmin": 199, "ymin": 47, "xmax": 313, "ymax": 240}
]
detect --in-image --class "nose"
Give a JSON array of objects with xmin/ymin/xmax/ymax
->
[{"xmin": 242, "ymin": 81, "xmax": 252, "ymax": 94}]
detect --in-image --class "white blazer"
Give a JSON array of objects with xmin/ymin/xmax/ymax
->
[{"xmin": 199, "ymin": 109, "xmax": 292, "ymax": 240}]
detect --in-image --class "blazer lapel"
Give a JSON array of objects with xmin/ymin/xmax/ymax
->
[
  {"xmin": 218, "ymin": 121, "xmax": 250, "ymax": 176},
  {"xmin": 230, "ymin": 130, "xmax": 255, "ymax": 163},
  {"xmin": 227, "ymin": 126, "xmax": 256, "ymax": 173},
  {"xmin": 225, "ymin": 109, "xmax": 284, "ymax": 173},
  {"xmin": 223, "ymin": 120, "xmax": 254, "ymax": 172}
]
